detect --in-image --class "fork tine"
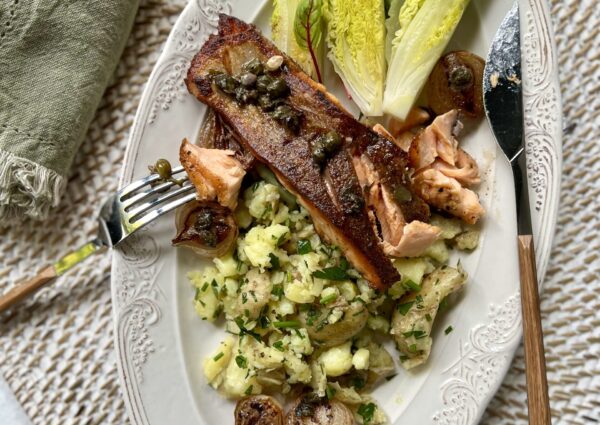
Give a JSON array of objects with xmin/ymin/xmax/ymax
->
[
  {"xmin": 129, "ymin": 192, "xmax": 197, "ymax": 230},
  {"xmin": 121, "ymin": 175, "xmax": 190, "ymax": 210},
  {"xmin": 126, "ymin": 184, "xmax": 196, "ymax": 223},
  {"xmin": 118, "ymin": 165, "xmax": 186, "ymax": 200}
]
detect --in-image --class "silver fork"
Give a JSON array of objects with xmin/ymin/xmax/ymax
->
[{"xmin": 0, "ymin": 166, "xmax": 196, "ymax": 313}]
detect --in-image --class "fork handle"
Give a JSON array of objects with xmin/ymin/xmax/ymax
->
[
  {"xmin": 0, "ymin": 239, "xmax": 106, "ymax": 313},
  {"xmin": 518, "ymin": 235, "xmax": 551, "ymax": 425},
  {"xmin": 0, "ymin": 266, "xmax": 57, "ymax": 313}
]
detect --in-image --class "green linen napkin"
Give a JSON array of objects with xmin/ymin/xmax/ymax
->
[{"xmin": 0, "ymin": 0, "xmax": 139, "ymax": 221}]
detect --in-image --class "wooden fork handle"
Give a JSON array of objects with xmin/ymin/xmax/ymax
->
[
  {"xmin": 518, "ymin": 235, "xmax": 551, "ymax": 425},
  {"xmin": 0, "ymin": 265, "xmax": 57, "ymax": 313}
]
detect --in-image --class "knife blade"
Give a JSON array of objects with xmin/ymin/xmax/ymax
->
[
  {"xmin": 483, "ymin": 4, "xmax": 551, "ymax": 425},
  {"xmin": 483, "ymin": 2, "xmax": 531, "ymax": 235}
]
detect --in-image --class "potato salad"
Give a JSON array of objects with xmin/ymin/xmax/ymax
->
[{"xmin": 188, "ymin": 180, "xmax": 478, "ymax": 424}]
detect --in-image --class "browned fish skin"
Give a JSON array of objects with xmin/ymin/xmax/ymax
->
[
  {"xmin": 198, "ymin": 109, "xmax": 256, "ymax": 170},
  {"xmin": 185, "ymin": 14, "xmax": 401, "ymax": 289}
]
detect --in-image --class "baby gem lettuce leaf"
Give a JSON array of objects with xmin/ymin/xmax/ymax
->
[
  {"xmin": 272, "ymin": 0, "xmax": 323, "ymax": 80},
  {"xmin": 383, "ymin": 0, "xmax": 470, "ymax": 120},
  {"xmin": 323, "ymin": 0, "xmax": 386, "ymax": 116}
]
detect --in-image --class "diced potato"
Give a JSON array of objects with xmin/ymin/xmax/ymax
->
[
  {"xmin": 237, "ymin": 269, "xmax": 272, "ymax": 319},
  {"xmin": 283, "ymin": 328, "xmax": 313, "ymax": 355},
  {"xmin": 337, "ymin": 280, "xmax": 359, "ymax": 301},
  {"xmin": 310, "ymin": 361, "xmax": 327, "ymax": 397},
  {"xmin": 430, "ymin": 214, "xmax": 463, "ymax": 239},
  {"xmin": 244, "ymin": 182, "xmax": 280, "ymax": 220},
  {"xmin": 367, "ymin": 315, "xmax": 390, "ymax": 333},
  {"xmin": 455, "ymin": 229, "xmax": 480, "ymax": 250},
  {"xmin": 366, "ymin": 342, "xmax": 395, "ymax": 379},
  {"xmin": 242, "ymin": 337, "xmax": 285, "ymax": 370},
  {"xmin": 391, "ymin": 265, "xmax": 467, "ymax": 369},
  {"xmin": 213, "ymin": 254, "xmax": 240, "ymax": 278},
  {"xmin": 284, "ymin": 352, "xmax": 312, "ymax": 384},
  {"xmin": 203, "ymin": 337, "xmax": 234, "ymax": 387},
  {"xmin": 221, "ymin": 354, "xmax": 262, "ymax": 398},
  {"xmin": 234, "ymin": 203, "xmax": 253, "ymax": 228},
  {"xmin": 319, "ymin": 342, "xmax": 353, "ymax": 377},
  {"xmin": 423, "ymin": 239, "xmax": 450, "ymax": 263},
  {"xmin": 240, "ymin": 224, "xmax": 290, "ymax": 269},
  {"xmin": 393, "ymin": 258, "xmax": 430, "ymax": 285},
  {"xmin": 352, "ymin": 348, "xmax": 370, "ymax": 370}
]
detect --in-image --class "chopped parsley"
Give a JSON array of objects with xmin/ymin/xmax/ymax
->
[
  {"xmin": 445, "ymin": 325, "xmax": 454, "ymax": 335},
  {"xmin": 273, "ymin": 341, "xmax": 285, "ymax": 351},
  {"xmin": 357, "ymin": 402, "xmax": 376, "ymax": 424},
  {"xmin": 297, "ymin": 239, "xmax": 312, "ymax": 254},
  {"xmin": 235, "ymin": 354, "xmax": 248, "ymax": 368},
  {"xmin": 268, "ymin": 253, "xmax": 280, "ymax": 269},
  {"xmin": 271, "ymin": 284, "xmax": 284, "ymax": 299},
  {"xmin": 312, "ymin": 266, "xmax": 349, "ymax": 281},
  {"xmin": 244, "ymin": 385, "xmax": 253, "ymax": 395}
]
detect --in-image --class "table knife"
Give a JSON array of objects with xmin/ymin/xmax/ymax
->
[{"xmin": 483, "ymin": 3, "xmax": 551, "ymax": 424}]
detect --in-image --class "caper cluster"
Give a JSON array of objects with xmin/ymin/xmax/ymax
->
[
  {"xmin": 311, "ymin": 131, "xmax": 342, "ymax": 166},
  {"xmin": 208, "ymin": 57, "xmax": 301, "ymax": 132},
  {"xmin": 192, "ymin": 209, "xmax": 216, "ymax": 247}
]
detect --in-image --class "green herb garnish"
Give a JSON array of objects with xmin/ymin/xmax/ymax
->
[
  {"xmin": 273, "ymin": 341, "xmax": 285, "ymax": 351},
  {"xmin": 235, "ymin": 355, "xmax": 248, "ymax": 368},
  {"xmin": 273, "ymin": 320, "xmax": 301, "ymax": 329},
  {"xmin": 269, "ymin": 253, "xmax": 280, "ymax": 269},
  {"xmin": 445, "ymin": 325, "xmax": 454, "ymax": 335},
  {"xmin": 357, "ymin": 402, "xmax": 376, "ymax": 424},
  {"xmin": 244, "ymin": 385, "xmax": 253, "ymax": 395},
  {"xmin": 297, "ymin": 239, "xmax": 313, "ymax": 254},
  {"xmin": 213, "ymin": 352, "xmax": 224, "ymax": 362},
  {"xmin": 396, "ymin": 301, "xmax": 414, "ymax": 316},
  {"xmin": 320, "ymin": 293, "xmax": 337, "ymax": 305},
  {"xmin": 312, "ymin": 266, "xmax": 349, "ymax": 281},
  {"xmin": 403, "ymin": 279, "xmax": 421, "ymax": 292},
  {"xmin": 326, "ymin": 385, "xmax": 336, "ymax": 400}
]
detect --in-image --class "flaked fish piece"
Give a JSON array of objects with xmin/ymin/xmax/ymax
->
[
  {"xmin": 197, "ymin": 109, "xmax": 256, "ymax": 170},
  {"xmin": 407, "ymin": 110, "xmax": 484, "ymax": 223},
  {"xmin": 412, "ymin": 168, "xmax": 484, "ymax": 225},
  {"xmin": 185, "ymin": 14, "xmax": 402, "ymax": 289},
  {"xmin": 353, "ymin": 154, "xmax": 440, "ymax": 257},
  {"xmin": 180, "ymin": 138, "xmax": 246, "ymax": 210}
]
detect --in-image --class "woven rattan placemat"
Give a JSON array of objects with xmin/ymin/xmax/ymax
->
[{"xmin": 0, "ymin": 0, "xmax": 598, "ymax": 424}]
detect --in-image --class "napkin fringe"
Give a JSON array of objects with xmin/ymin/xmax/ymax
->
[{"xmin": 0, "ymin": 149, "xmax": 66, "ymax": 222}]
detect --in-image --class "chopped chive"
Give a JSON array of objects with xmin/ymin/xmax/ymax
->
[
  {"xmin": 320, "ymin": 293, "xmax": 337, "ymax": 305},
  {"xmin": 403, "ymin": 279, "xmax": 421, "ymax": 292},
  {"xmin": 425, "ymin": 313, "xmax": 432, "ymax": 322},
  {"xmin": 396, "ymin": 301, "xmax": 414, "ymax": 316},
  {"xmin": 445, "ymin": 325, "xmax": 454, "ymax": 335},
  {"xmin": 326, "ymin": 385, "xmax": 336, "ymax": 400},
  {"xmin": 242, "ymin": 292, "xmax": 248, "ymax": 304},
  {"xmin": 201, "ymin": 282, "xmax": 209, "ymax": 292},
  {"xmin": 213, "ymin": 352, "xmax": 224, "ymax": 362},
  {"xmin": 273, "ymin": 320, "xmax": 301, "ymax": 329}
]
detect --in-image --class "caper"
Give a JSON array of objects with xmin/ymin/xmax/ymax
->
[
  {"xmin": 242, "ymin": 58, "xmax": 264, "ymax": 76},
  {"xmin": 266, "ymin": 78, "xmax": 289, "ymax": 98},
  {"xmin": 271, "ymin": 105, "xmax": 300, "ymax": 132},
  {"xmin": 213, "ymin": 73, "xmax": 238, "ymax": 94},
  {"xmin": 321, "ymin": 131, "xmax": 342, "ymax": 154},
  {"xmin": 240, "ymin": 72, "xmax": 257, "ymax": 87},
  {"xmin": 312, "ymin": 144, "xmax": 327, "ymax": 164},
  {"xmin": 235, "ymin": 87, "xmax": 258, "ymax": 105},
  {"xmin": 256, "ymin": 74, "xmax": 274, "ymax": 93},
  {"xmin": 449, "ymin": 65, "xmax": 473, "ymax": 89},
  {"xmin": 154, "ymin": 159, "xmax": 172, "ymax": 180},
  {"xmin": 258, "ymin": 94, "xmax": 281, "ymax": 111}
]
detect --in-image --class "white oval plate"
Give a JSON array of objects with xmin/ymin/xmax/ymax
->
[{"xmin": 111, "ymin": 0, "xmax": 562, "ymax": 423}]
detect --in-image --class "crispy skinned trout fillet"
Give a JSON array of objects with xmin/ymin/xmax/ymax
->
[{"xmin": 185, "ymin": 14, "xmax": 406, "ymax": 289}]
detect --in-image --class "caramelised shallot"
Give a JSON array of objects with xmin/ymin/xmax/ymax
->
[
  {"xmin": 285, "ymin": 393, "xmax": 354, "ymax": 425},
  {"xmin": 235, "ymin": 395, "xmax": 284, "ymax": 425},
  {"xmin": 172, "ymin": 201, "xmax": 237, "ymax": 258}
]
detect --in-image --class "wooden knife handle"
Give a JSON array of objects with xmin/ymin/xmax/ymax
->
[
  {"xmin": 0, "ymin": 266, "xmax": 57, "ymax": 313},
  {"xmin": 518, "ymin": 235, "xmax": 551, "ymax": 425}
]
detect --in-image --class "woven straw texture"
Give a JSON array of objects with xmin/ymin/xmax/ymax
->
[{"xmin": 0, "ymin": 0, "xmax": 597, "ymax": 424}]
